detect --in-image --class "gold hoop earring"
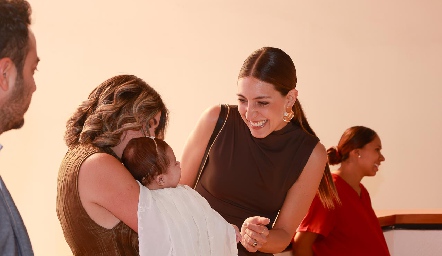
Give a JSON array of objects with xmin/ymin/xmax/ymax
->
[{"xmin": 283, "ymin": 108, "xmax": 294, "ymax": 123}]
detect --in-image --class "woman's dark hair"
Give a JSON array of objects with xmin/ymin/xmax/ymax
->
[
  {"xmin": 0, "ymin": 0, "xmax": 32, "ymax": 74},
  {"xmin": 327, "ymin": 126, "xmax": 378, "ymax": 165},
  {"xmin": 122, "ymin": 137, "xmax": 170, "ymax": 186},
  {"xmin": 239, "ymin": 47, "xmax": 340, "ymax": 209},
  {"xmin": 64, "ymin": 74, "xmax": 169, "ymax": 149}
]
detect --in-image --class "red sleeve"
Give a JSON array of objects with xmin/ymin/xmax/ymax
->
[{"xmin": 296, "ymin": 194, "xmax": 336, "ymax": 237}]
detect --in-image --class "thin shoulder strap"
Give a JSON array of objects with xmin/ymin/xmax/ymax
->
[{"xmin": 194, "ymin": 104, "xmax": 230, "ymax": 188}]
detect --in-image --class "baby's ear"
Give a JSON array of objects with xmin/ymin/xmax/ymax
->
[{"xmin": 155, "ymin": 174, "xmax": 165, "ymax": 187}]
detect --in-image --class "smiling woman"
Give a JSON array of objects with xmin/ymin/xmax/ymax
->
[
  {"xmin": 293, "ymin": 126, "xmax": 390, "ymax": 256},
  {"xmin": 236, "ymin": 77, "xmax": 298, "ymax": 139},
  {"xmin": 180, "ymin": 46, "xmax": 340, "ymax": 256}
]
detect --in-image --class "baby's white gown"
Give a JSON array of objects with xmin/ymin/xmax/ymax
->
[{"xmin": 137, "ymin": 182, "xmax": 238, "ymax": 256}]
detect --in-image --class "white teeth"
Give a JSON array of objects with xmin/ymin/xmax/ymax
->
[
  {"xmin": 375, "ymin": 164, "xmax": 379, "ymax": 167},
  {"xmin": 250, "ymin": 120, "xmax": 267, "ymax": 127}
]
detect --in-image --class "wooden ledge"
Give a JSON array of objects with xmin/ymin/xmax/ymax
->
[
  {"xmin": 376, "ymin": 209, "xmax": 442, "ymax": 228},
  {"xmin": 277, "ymin": 209, "xmax": 442, "ymax": 255}
]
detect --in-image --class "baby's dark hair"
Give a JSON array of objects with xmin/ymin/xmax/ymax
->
[{"xmin": 122, "ymin": 137, "xmax": 170, "ymax": 186}]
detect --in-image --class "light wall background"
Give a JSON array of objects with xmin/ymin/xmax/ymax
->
[{"xmin": 0, "ymin": 0, "xmax": 440, "ymax": 255}]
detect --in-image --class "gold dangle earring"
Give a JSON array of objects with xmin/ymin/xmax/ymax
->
[{"xmin": 283, "ymin": 106, "xmax": 294, "ymax": 123}]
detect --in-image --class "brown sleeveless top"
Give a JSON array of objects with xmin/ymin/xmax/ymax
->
[
  {"xmin": 196, "ymin": 105, "xmax": 319, "ymax": 256},
  {"xmin": 56, "ymin": 144, "xmax": 139, "ymax": 255}
]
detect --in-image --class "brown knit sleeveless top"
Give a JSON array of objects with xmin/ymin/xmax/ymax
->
[
  {"xmin": 196, "ymin": 105, "xmax": 319, "ymax": 256},
  {"xmin": 56, "ymin": 144, "xmax": 139, "ymax": 255}
]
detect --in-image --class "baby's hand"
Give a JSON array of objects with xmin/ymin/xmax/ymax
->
[{"xmin": 232, "ymin": 224, "xmax": 242, "ymax": 243}]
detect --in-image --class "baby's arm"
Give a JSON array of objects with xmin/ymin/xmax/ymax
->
[{"xmin": 232, "ymin": 224, "xmax": 242, "ymax": 243}]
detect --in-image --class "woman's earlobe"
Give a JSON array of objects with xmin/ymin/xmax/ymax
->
[
  {"xmin": 350, "ymin": 149, "xmax": 361, "ymax": 159},
  {"xmin": 149, "ymin": 117, "xmax": 158, "ymax": 127},
  {"xmin": 147, "ymin": 117, "xmax": 159, "ymax": 136}
]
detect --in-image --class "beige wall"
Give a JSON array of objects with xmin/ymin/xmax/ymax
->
[{"xmin": 0, "ymin": 0, "xmax": 440, "ymax": 255}]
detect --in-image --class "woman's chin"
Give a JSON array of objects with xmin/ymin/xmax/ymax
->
[{"xmin": 248, "ymin": 121, "xmax": 274, "ymax": 138}]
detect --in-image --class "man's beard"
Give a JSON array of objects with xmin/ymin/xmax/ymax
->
[{"xmin": 0, "ymin": 74, "xmax": 27, "ymax": 134}]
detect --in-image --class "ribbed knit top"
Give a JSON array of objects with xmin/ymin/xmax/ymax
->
[{"xmin": 56, "ymin": 144, "xmax": 138, "ymax": 255}]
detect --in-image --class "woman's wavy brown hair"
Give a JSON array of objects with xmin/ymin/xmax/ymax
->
[
  {"xmin": 239, "ymin": 47, "xmax": 340, "ymax": 209},
  {"xmin": 64, "ymin": 74, "xmax": 168, "ymax": 148}
]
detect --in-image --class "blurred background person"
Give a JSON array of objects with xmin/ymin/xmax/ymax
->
[
  {"xmin": 0, "ymin": 0, "xmax": 39, "ymax": 254},
  {"xmin": 293, "ymin": 126, "xmax": 389, "ymax": 256}
]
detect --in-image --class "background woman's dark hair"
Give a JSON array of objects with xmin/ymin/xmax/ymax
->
[
  {"xmin": 64, "ymin": 74, "xmax": 169, "ymax": 148},
  {"xmin": 238, "ymin": 46, "xmax": 340, "ymax": 209},
  {"xmin": 327, "ymin": 126, "xmax": 378, "ymax": 165},
  {"xmin": 122, "ymin": 137, "xmax": 170, "ymax": 186},
  {"xmin": 0, "ymin": 0, "xmax": 32, "ymax": 74}
]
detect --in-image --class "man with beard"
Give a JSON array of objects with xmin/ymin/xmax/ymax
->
[{"xmin": 0, "ymin": 0, "xmax": 39, "ymax": 255}]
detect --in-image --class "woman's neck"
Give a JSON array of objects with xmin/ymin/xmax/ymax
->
[
  {"xmin": 111, "ymin": 143, "xmax": 125, "ymax": 159},
  {"xmin": 335, "ymin": 163, "xmax": 364, "ymax": 196}
]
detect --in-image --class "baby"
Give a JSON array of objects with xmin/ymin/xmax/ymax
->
[{"xmin": 122, "ymin": 137, "xmax": 239, "ymax": 256}]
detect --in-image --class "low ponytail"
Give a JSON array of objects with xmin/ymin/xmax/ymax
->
[{"xmin": 293, "ymin": 100, "xmax": 341, "ymax": 209}]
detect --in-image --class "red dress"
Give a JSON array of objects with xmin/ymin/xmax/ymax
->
[{"xmin": 296, "ymin": 174, "xmax": 390, "ymax": 256}]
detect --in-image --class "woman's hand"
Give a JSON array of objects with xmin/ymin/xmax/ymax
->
[{"xmin": 240, "ymin": 216, "xmax": 270, "ymax": 252}]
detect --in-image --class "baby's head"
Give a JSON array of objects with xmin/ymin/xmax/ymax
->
[{"xmin": 122, "ymin": 137, "xmax": 181, "ymax": 189}]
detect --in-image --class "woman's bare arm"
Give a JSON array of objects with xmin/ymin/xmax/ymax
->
[
  {"xmin": 292, "ymin": 231, "xmax": 318, "ymax": 256},
  {"xmin": 78, "ymin": 153, "xmax": 140, "ymax": 232},
  {"xmin": 180, "ymin": 105, "xmax": 221, "ymax": 187}
]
